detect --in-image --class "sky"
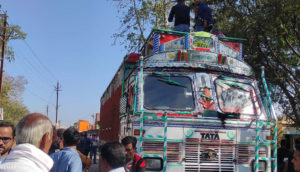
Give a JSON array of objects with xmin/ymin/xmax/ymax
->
[{"xmin": 1, "ymin": 0, "xmax": 128, "ymax": 126}]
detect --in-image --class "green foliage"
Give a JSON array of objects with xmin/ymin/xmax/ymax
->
[
  {"xmin": 209, "ymin": 0, "xmax": 300, "ymax": 126},
  {"xmin": 111, "ymin": 0, "xmax": 176, "ymax": 52},
  {"xmin": 112, "ymin": 0, "xmax": 300, "ymax": 126},
  {"xmin": 0, "ymin": 75, "xmax": 29, "ymax": 126},
  {"xmin": 0, "ymin": 13, "xmax": 27, "ymax": 62}
]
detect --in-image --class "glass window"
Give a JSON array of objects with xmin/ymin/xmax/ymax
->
[
  {"xmin": 144, "ymin": 75, "xmax": 194, "ymax": 111},
  {"xmin": 215, "ymin": 79, "xmax": 260, "ymax": 115}
]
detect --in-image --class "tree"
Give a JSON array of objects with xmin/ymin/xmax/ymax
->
[
  {"xmin": 0, "ymin": 11, "xmax": 27, "ymax": 62},
  {"xmin": 208, "ymin": 0, "xmax": 300, "ymax": 126},
  {"xmin": 112, "ymin": 0, "xmax": 300, "ymax": 126},
  {"xmin": 111, "ymin": 0, "xmax": 179, "ymax": 52},
  {"xmin": 0, "ymin": 74, "xmax": 29, "ymax": 125}
]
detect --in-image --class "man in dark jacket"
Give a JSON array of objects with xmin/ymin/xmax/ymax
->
[
  {"xmin": 195, "ymin": 0, "xmax": 213, "ymax": 32},
  {"xmin": 168, "ymin": 0, "xmax": 190, "ymax": 32},
  {"xmin": 122, "ymin": 136, "xmax": 145, "ymax": 172},
  {"xmin": 78, "ymin": 133, "xmax": 91, "ymax": 156}
]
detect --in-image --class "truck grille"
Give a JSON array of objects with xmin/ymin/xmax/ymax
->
[
  {"xmin": 143, "ymin": 140, "xmax": 267, "ymax": 171},
  {"xmin": 143, "ymin": 142, "xmax": 182, "ymax": 163},
  {"xmin": 185, "ymin": 138, "xmax": 235, "ymax": 172}
]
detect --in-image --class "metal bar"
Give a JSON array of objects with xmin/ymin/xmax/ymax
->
[
  {"xmin": 163, "ymin": 114, "xmax": 168, "ymax": 172},
  {"xmin": 261, "ymin": 66, "xmax": 278, "ymax": 172},
  {"xmin": 261, "ymin": 66, "xmax": 277, "ymax": 121},
  {"xmin": 254, "ymin": 121, "xmax": 263, "ymax": 172},
  {"xmin": 138, "ymin": 56, "xmax": 144, "ymax": 155}
]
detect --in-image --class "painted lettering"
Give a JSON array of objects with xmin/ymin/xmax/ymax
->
[{"xmin": 200, "ymin": 132, "xmax": 220, "ymax": 140}]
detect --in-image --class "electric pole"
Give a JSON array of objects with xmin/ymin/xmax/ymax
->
[
  {"xmin": 55, "ymin": 81, "xmax": 61, "ymax": 124},
  {"xmin": 46, "ymin": 105, "xmax": 49, "ymax": 117},
  {"xmin": 0, "ymin": 13, "xmax": 7, "ymax": 103}
]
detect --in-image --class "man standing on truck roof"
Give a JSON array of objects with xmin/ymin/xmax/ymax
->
[
  {"xmin": 168, "ymin": 0, "xmax": 190, "ymax": 32},
  {"xmin": 122, "ymin": 136, "xmax": 145, "ymax": 172},
  {"xmin": 194, "ymin": 0, "xmax": 213, "ymax": 32}
]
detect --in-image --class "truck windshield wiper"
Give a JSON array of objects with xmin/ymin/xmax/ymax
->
[
  {"xmin": 220, "ymin": 80, "xmax": 249, "ymax": 92},
  {"xmin": 158, "ymin": 78, "xmax": 186, "ymax": 87},
  {"xmin": 153, "ymin": 72, "xmax": 186, "ymax": 87}
]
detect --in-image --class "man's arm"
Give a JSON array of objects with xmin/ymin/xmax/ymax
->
[
  {"xmin": 77, "ymin": 150, "xmax": 92, "ymax": 172},
  {"xmin": 168, "ymin": 6, "xmax": 175, "ymax": 22}
]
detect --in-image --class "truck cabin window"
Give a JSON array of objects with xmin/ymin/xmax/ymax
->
[
  {"xmin": 215, "ymin": 79, "xmax": 260, "ymax": 115},
  {"xmin": 144, "ymin": 75, "xmax": 194, "ymax": 111}
]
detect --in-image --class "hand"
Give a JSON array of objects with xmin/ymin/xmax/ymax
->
[{"xmin": 204, "ymin": 20, "xmax": 207, "ymax": 28}]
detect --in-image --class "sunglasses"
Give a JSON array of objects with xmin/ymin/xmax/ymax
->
[{"xmin": 0, "ymin": 137, "xmax": 12, "ymax": 143}]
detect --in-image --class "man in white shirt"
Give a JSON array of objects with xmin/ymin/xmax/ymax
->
[
  {"xmin": 0, "ymin": 113, "xmax": 54, "ymax": 172},
  {"xmin": 100, "ymin": 142, "xmax": 126, "ymax": 172}
]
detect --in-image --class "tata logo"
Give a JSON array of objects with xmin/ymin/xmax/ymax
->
[
  {"xmin": 200, "ymin": 132, "xmax": 220, "ymax": 140},
  {"xmin": 202, "ymin": 149, "xmax": 218, "ymax": 160}
]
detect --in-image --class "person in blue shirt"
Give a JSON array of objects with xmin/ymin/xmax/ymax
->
[
  {"xmin": 194, "ymin": 0, "xmax": 213, "ymax": 32},
  {"xmin": 168, "ymin": 0, "xmax": 190, "ymax": 32},
  {"xmin": 50, "ymin": 127, "xmax": 82, "ymax": 172}
]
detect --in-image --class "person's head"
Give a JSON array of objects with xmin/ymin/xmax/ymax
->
[
  {"xmin": 177, "ymin": 0, "xmax": 185, "ymax": 3},
  {"xmin": 56, "ymin": 128, "xmax": 65, "ymax": 149},
  {"xmin": 100, "ymin": 142, "xmax": 126, "ymax": 172},
  {"xmin": 121, "ymin": 136, "xmax": 137, "ymax": 162},
  {"xmin": 0, "ymin": 121, "xmax": 15, "ymax": 158},
  {"xmin": 63, "ymin": 127, "xmax": 80, "ymax": 147},
  {"xmin": 16, "ymin": 113, "xmax": 53, "ymax": 153},
  {"xmin": 292, "ymin": 139, "xmax": 300, "ymax": 172}
]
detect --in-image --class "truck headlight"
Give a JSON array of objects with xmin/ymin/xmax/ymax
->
[
  {"xmin": 251, "ymin": 159, "xmax": 267, "ymax": 172},
  {"xmin": 145, "ymin": 157, "xmax": 163, "ymax": 171}
]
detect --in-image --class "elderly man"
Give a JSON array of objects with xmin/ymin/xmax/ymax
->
[
  {"xmin": 0, "ymin": 113, "xmax": 54, "ymax": 172},
  {"xmin": 0, "ymin": 122, "xmax": 15, "ymax": 162},
  {"xmin": 100, "ymin": 142, "xmax": 126, "ymax": 172},
  {"xmin": 50, "ymin": 127, "xmax": 82, "ymax": 172}
]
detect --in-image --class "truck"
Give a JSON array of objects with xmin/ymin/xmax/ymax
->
[{"xmin": 99, "ymin": 28, "xmax": 278, "ymax": 172}]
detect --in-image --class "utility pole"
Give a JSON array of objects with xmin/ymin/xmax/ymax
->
[
  {"xmin": 46, "ymin": 105, "xmax": 49, "ymax": 117},
  {"xmin": 0, "ymin": 13, "xmax": 7, "ymax": 103},
  {"xmin": 55, "ymin": 81, "xmax": 61, "ymax": 124}
]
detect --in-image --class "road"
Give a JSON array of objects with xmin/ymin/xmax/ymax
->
[{"xmin": 88, "ymin": 153, "xmax": 99, "ymax": 172}]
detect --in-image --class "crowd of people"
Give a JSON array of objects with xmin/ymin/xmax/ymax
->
[
  {"xmin": 0, "ymin": 113, "xmax": 146, "ymax": 172},
  {"xmin": 0, "ymin": 113, "xmax": 299, "ymax": 172}
]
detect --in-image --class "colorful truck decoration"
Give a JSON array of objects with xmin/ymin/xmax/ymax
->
[{"xmin": 99, "ymin": 28, "xmax": 277, "ymax": 172}]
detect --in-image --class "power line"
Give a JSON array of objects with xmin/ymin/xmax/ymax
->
[
  {"xmin": 13, "ymin": 47, "xmax": 55, "ymax": 88},
  {"xmin": 26, "ymin": 88, "xmax": 56, "ymax": 107},
  {"xmin": 22, "ymin": 40, "xmax": 58, "ymax": 83},
  {"xmin": 5, "ymin": 15, "xmax": 58, "ymax": 84}
]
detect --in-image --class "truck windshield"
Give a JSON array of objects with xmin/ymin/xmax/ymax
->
[
  {"xmin": 144, "ymin": 75, "xmax": 194, "ymax": 111},
  {"xmin": 215, "ymin": 79, "xmax": 260, "ymax": 115}
]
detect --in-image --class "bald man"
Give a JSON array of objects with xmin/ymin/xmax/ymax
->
[{"xmin": 0, "ymin": 113, "xmax": 54, "ymax": 172}]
